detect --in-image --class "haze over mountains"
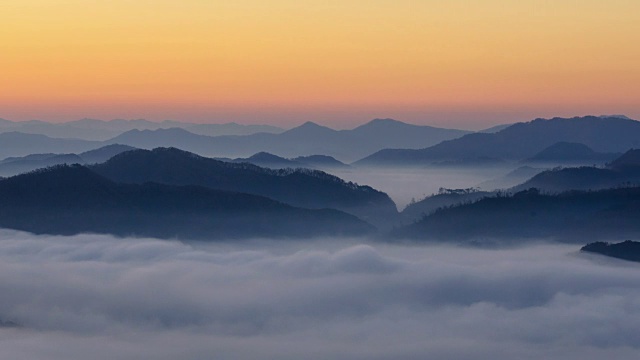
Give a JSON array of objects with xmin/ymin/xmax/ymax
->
[{"xmin": 1, "ymin": 114, "xmax": 640, "ymax": 244}]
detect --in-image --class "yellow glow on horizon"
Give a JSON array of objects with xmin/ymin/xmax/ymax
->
[{"xmin": 1, "ymin": 1, "xmax": 639, "ymax": 125}]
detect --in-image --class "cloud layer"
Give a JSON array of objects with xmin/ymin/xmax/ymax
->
[{"xmin": 0, "ymin": 230, "xmax": 639, "ymax": 359}]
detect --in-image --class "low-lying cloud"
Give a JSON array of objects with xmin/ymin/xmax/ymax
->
[{"xmin": 0, "ymin": 230, "xmax": 639, "ymax": 359}]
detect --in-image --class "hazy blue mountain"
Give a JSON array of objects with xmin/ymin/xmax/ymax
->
[
  {"xmin": 401, "ymin": 188, "xmax": 494, "ymax": 223},
  {"xmin": 0, "ymin": 165, "xmax": 373, "ymax": 239},
  {"xmin": 523, "ymin": 142, "xmax": 619, "ymax": 165},
  {"xmin": 184, "ymin": 122, "xmax": 283, "ymax": 136},
  {"xmin": 292, "ymin": 155, "xmax": 349, "ymax": 169},
  {"xmin": 581, "ymin": 241, "xmax": 640, "ymax": 262},
  {"xmin": 229, "ymin": 152, "xmax": 349, "ymax": 170},
  {"xmin": 105, "ymin": 128, "xmax": 215, "ymax": 152},
  {"xmin": 478, "ymin": 166, "xmax": 546, "ymax": 191},
  {"xmin": 232, "ymin": 152, "xmax": 303, "ymax": 169},
  {"xmin": 0, "ymin": 154, "xmax": 83, "ymax": 177},
  {"xmin": 0, "ymin": 144, "xmax": 136, "ymax": 177},
  {"xmin": 78, "ymin": 144, "xmax": 137, "ymax": 164},
  {"xmin": 104, "ymin": 119, "xmax": 470, "ymax": 162},
  {"xmin": 0, "ymin": 132, "xmax": 100, "ymax": 159},
  {"xmin": 478, "ymin": 123, "xmax": 514, "ymax": 133},
  {"xmin": 512, "ymin": 149, "xmax": 640, "ymax": 193},
  {"xmin": 91, "ymin": 148, "xmax": 399, "ymax": 227},
  {"xmin": 356, "ymin": 116, "xmax": 640, "ymax": 166},
  {"xmin": 392, "ymin": 187, "xmax": 640, "ymax": 243},
  {"xmin": 608, "ymin": 148, "xmax": 640, "ymax": 170},
  {"xmin": 0, "ymin": 118, "xmax": 283, "ymax": 140}
]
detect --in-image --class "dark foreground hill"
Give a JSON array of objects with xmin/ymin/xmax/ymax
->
[
  {"xmin": 91, "ymin": 148, "xmax": 399, "ymax": 227},
  {"xmin": 356, "ymin": 116, "xmax": 640, "ymax": 166},
  {"xmin": 581, "ymin": 241, "xmax": 640, "ymax": 263},
  {"xmin": 0, "ymin": 165, "xmax": 374, "ymax": 239},
  {"xmin": 391, "ymin": 187, "xmax": 640, "ymax": 243}
]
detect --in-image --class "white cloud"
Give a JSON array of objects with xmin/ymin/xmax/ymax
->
[{"xmin": 0, "ymin": 230, "xmax": 639, "ymax": 359}]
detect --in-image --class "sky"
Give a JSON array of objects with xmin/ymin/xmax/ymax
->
[{"xmin": 1, "ymin": 1, "xmax": 639, "ymax": 129}]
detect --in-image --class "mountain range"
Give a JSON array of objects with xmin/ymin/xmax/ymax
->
[
  {"xmin": 0, "ymin": 118, "xmax": 283, "ymax": 140},
  {"xmin": 90, "ymin": 148, "xmax": 399, "ymax": 228},
  {"xmin": 104, "ymin": 119, "xmax": 471, "ymax": 162},
  {"xmin": 0, "ymin": 145, "xmax": 136, "ymax": 177},
  {"xmin": 225, "ymin": 152, "xmax": 349, "ymax": 170},
  {"xmin": 512, "ymin": 149, "xmax": 640, "ymax": 193},
  {"xmin": 0, "ymin": 165, "xmax": 373, "ymax": 239},
  {"xmin": 356, "ymin": 116, "xmax": 640, "ymax": 166},
  {"xmin": 392, "ymin": 187, "xmax": 640, "ymax": 243},
  {"xmin": 0, "ymin": 118, "xmax": 470, "ymax": 162}
]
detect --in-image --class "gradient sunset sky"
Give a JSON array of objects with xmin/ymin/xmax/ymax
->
[{"xmin": 1, "ymin": 1, "xmax": 639, "ymax": 129}]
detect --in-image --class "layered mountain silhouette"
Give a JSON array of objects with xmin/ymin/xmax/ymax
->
[
  {"xmin": 105, "ymin": 119, "xmax": 470, "ymax": 162},
  {"xmin": 227, "ymin": 152, "xmax": 349, "ymax": 170},
  {"xmin": 0, "ymin": 165, "xmax": 374, "ymax": 239},
  {"xmin": 522, "ymin": 142, "xmax": 619, "ymax": 165},
  {"xmin": 512, "ymin": 149, "xmax": 640, "ymax": 193},
  {"xmin": 478, "ymin": 166, "xmax": 545, "ymax": 191},
  {"xmin": 0, "ymin": 132, "xmax": 100, "ymax": 159},
  {"xmin": 0, "ymin": 118, "xmax": 283, "ymax": 141},
  {"xmin": 0, "ymin": 145, "xmax": 136, "ymax": 177},
  {"xmin": 91, "ymin": 148, "xmax": 399, "ymax": 227},
  {"xmin": 356, "ymin": 116, "xmax": 640, "ymax": 166},
  {"xmin": 392, "ymin": 187, "xmax": 640, "ymax": 242},
  {"xmin": 401, "ymin": 188, "xmax": 494, "ymax": 223}
]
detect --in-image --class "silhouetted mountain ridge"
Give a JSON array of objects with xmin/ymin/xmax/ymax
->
[
  {"xmin": 513, "ymin": 149, "xmax": 640, "ymax": 193},
  {"xmin": 0, "ymin": 165, "xmax": 374, "ymax": 239},
  {"xmin": 105, "ymin": 119, "xmax": 469, "ymax": 162},
  {"xmin": 392, "ymin": 187, "xmax": 640, "ymax": 242},
  {"xmin": 523, "ymin": 142, "xmax": 618, "ymax": 164},
  {"xmin": 0, "ymin": 144, "xmax": 136, "ymax": 177},
  {"xmin": 91, "ymin": 148, "xmax": 399, "ymax": 227},
  {"xmin": 581, "ymin": 241, "xmax": 640, "ymax": 262},
  {"xmin": 357, "ymin": 116, "xmax": 640, "ymax": 166}
]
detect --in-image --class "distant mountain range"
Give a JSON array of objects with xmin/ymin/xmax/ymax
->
[
  {"xmin": 392, "ymin": 187, "xmax": 640, "ymax": 243},
  {"xmin": 0, "ymin": 118, "xmax": 470, "ymax": 162},
  {"xmin": 91, "ymin": 148, "xmax": 399, "ymax": 228},
  {"xmin": 104, "ymin": 119, "xmax": 471, "ymax": 162},
  {"xmin": 356, "ymin": 116, "xmax": 640, "ymax": 166},
  {"xmin": 0, "ymin": 145, "xmax": 136, "ymax": 177},
  {"xmin": 0, "ymin": 118, "xmax": 283, "ymax": 140},
  {"xmin": 0, "ymin": 165, "xmax": 373, "ymax": 239}
]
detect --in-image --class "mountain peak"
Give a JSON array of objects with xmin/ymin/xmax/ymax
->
[{"xmin": 282, "ymin": 121, "xmax": 336, "ymax": 136}]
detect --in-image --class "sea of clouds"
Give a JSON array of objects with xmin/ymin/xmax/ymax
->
[{"xmin": 0, "ymin": 230, "xmax": 639, "ymax": 359}]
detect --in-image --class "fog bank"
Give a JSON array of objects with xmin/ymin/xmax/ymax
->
[{"xmin": 0, "ymin": 231, "xmax": 639, "ymax": 359}]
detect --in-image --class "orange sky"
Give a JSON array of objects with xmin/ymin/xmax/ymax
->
[{"xmin": 1, "ymin": 0, "xmax": 639, "ymax": 129}]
